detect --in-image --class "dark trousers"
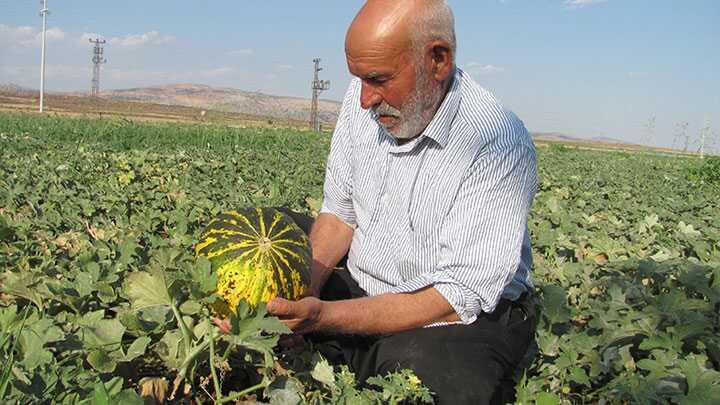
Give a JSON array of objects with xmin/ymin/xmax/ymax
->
[{"xmin": 277, "ymin": 208, "xmax": 538, "ymax": 404}]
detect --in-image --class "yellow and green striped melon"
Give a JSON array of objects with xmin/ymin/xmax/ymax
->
[{"xmin": 195, "ymin": 208, "xmax": 311, "ymax": 313}]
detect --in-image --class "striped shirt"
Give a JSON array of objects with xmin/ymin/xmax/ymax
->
[{"xmin": 320, "ymin": 68, "xmax": 537, "ymax": 325}]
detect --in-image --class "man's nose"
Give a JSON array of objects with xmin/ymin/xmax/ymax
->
[{"xmin": 360, "ymin": 83, "xmax": 382, "ymax": 110}]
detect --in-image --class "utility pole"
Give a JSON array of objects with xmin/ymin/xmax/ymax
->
[
  {"xmin": 643, "ymin": 115, "xmax": 656, "ymax": 147},
  {"xmin": 39, "ymin": 0, "xmax": 49, "ymax": 113},
  {"xmin": 310, "ymin": 58, "xmax": 330, "ymax": 132},
  {"xmin": 698, "ymin": 116, "xmax": 710, "ymax": 159},
  {"xmin": 672, "ymin": 122, "xmax": 689, "ymax": 152},
  {"xmin": 89, "ymin": 38, "xmax": 107, "ymax": 97}
]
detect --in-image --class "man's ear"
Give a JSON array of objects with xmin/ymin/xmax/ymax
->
[{"xmin": 426, "ymin": 40, "xmax": 453, "ymax": 83}]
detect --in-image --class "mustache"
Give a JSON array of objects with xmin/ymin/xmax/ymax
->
[{"xmin": 373, "ymin": 102, "xmax": 401, "ymax": 118}]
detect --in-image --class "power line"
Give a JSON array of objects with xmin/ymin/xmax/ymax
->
[
  {"xmin": 310, "ymin": 58, "xmax": 330, "ymax": 132},
  {"xmin": 39, "ymin": 0, "xmax": 49, "ymax": 113},
  {"xmin": 89, "ymin": 38, "xmax": 107, "ymax": 97}
]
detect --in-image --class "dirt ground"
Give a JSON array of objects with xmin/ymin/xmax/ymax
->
[
  {"xmin": 0, "ymin": 91, "xmax": 314, "ymax": 131},
  {"xmin": 0, "ymin": 90, "xmax": 699, "ymax": 156}
]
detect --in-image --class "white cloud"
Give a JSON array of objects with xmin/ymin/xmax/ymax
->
[
  {"xmin": 108, "ymin": 31, "xmax": 175, "ymax": 47},
  {"xmin": 564, "ymin": 0, "xmax": 608, "ymax": 8},
  {"xmin": 227, "ymin": 48, "xmax": 254, "ymax": 56},
  {"xmin": 274, "ymin": 64, "xmax": 294, "ymax": 71},
  {"xmin": 44, "ymin": 27, "xmax": 66, "ymax": 43},
  {"xmin": 201, "ymin": 66, "xmax": 235, "ymax": 77},
  {"xmin": 465, "ymin": 62, "xmax": 506, "ymax": 74},
  {"xmin": 0, "ymin": 24, "xmax": 65, "ymax": 48}
]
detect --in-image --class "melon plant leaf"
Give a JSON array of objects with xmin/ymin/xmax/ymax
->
[
  {"xmin": 124, "ymin": 268, "xmax": 173, "ymax": 311},
  {"xmin": 112, "ymin": 390, "xmax": 145, "ymax": 405},
  {"xmin": 569, "ymin": 367, "xmax": 591, "ymax": 387},
  {"xmin": 18, "ymin": 318, "xmax": 64, "ymax": 371},
  {"xmin": 189, "ymin": 257, "xmax": 217, "ymax": 298},
  {"xmin": 1, "ymin": 272, "xmax": 46, "ymax": 311},
  {"xmin": 536, "ymin": 391, "xmax": 561, "ymax": 405},
  {"xmin": 0, "ymin": 214, "xmax": 13, "ymax": 241},
  {"xmin": 78, "ymin": 315, "xmax": 125, "ymax": 351},
  {"xmin": 674, "ymin": 356, "xmax": 720, "ymax": 404},
  {"xmin": 92, "ymin": 381, "xmax": 111, "ymax": 405},
  {"xmin": 122, "ymin": 336, "xmax": 151, "ymax": 362},
  {"xmin": 541, "ymin": 284, "xmax": 570, "ymax": 325},
  {"xmin": 264, "ymin": 376, "xmax": 304, "ymax": 405},
  {"xmin": 310, "ymin": 356, "xmax": 336, "ymax": 389},
  {"xmin": 88, "ymin": 350, "xmax": 117, "ymax": 374}
]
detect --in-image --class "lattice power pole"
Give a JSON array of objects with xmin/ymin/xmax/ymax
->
[
  {"xmin": 89, "ymin": 38, "xmax": 107, "ymax": 97},
  {"xmin": 39, "ymin": 0, "xmax": 49, "ymax": 112},
  {"xmin": 310, "ymin": 58, "xmax": 330, "ymax": 132},
  {"xmin": 698, "ymin": 116, "xmax": 711, "ymax": 159}
]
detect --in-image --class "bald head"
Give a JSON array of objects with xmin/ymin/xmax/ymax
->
[
  {"xmin": 345, "ymin": 0, "xmax": 457, "ymax": 140},
  {"xmin": 346, "ymin": 0, "xmax": 456, "ymax": 64}
]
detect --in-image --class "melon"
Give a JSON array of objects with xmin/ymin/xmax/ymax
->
[{"xmin": 195, "ymin": 208, "xmax": 312, "ymax": 313}]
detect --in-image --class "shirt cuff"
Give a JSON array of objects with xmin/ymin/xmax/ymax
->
[
  {"xmin": 389, "ymin": 271, "xmax": 483, "ymax": 325},
  {"xmin": 320, "ymin": 200, "xmax": 357, "ymax": 228}
]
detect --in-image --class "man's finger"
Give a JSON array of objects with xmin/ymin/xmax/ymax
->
[
  {"xmin": 267, "ymin": 298, "xmax": 295, "ymax": 316},
  {"xmin": 213, "ymin": 318, "xmax": 231, "ymax": 334}
]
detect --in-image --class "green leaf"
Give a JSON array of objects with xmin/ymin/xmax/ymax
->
[
  {"xmin": 18, "ymin": 318, "xmax": 64, "ymax": 371},
  {"xmin": 112, "ymin": 389, "xmax": 145, "ymax": 405},
  {"xmin": 536, "ymin": 391, "xmax": 561, "ymax": 405},
  {"xmin": 674, "ymin": 356, "xmax": 720, "ymax": 404},
  {"xmin": 122, "ymin": 336, "xmax": 151, "ymax": 362},
  {"xmin": 190, "ymin": 256, "xmax": 217, "ymax": 298},
  {"xmin": 0, "ymin": 214, "xmax": 14, "ymax": 241},
  {"xmin": 265, "ymin": 376, "xmax": 303, "ymax": 405},
  {"xmin": 310, "ymin": 356, "xmax": 336, "ymax": 389},
  {"xmin": 124, "ymin": 268, "xmax": 173, "ymax": 311},
  {"xmin": 541, "ymin": 284, "xmax": 570, "ymax": 324},
  {"xmin": 118, "ymin": 238, "xmax": 139, "ymax": 264},
  {"xmin": 104, "ymin": 376, "xmax": 125, "ymax": 397},
  {"xmin": 569, "ymin": 367, "xmax": 590, "ymax": 386},
  {"xmin": 1, "ymin": 271, "xmax": 46, "ymax": 310},
  {"xmin": 156, "ymin": 330, "xmax": 184, "ymax": 370},
  {"xmin": 92, "ymin": 381, "xmax": 111, "ymax": 405},
  {"xmin": 88, "ymin": 350, "xmax": 117, "ymax": 374},
  {"xmin": 78, "ymin": 315, "xmax": 125, "ymax": 350}
]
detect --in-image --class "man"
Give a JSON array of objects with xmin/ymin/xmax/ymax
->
[{"xmin": 267, "ymin": 0, "xmax": 538, "ymax": 402}]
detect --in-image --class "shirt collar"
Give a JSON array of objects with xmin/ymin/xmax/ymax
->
[{"xmin": 418, "ymin": 67, "xmax": 462, "ymax": 148}]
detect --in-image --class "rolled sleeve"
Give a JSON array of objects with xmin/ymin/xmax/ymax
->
[
  {"xmin": 319, "ymin": 80, "xmax": 360, "ymax": 228},
  {"xmin": 392, "ymin": 141, "xmax": 536, "ymax": 325},
  {"xmin": 390, "ymin": 270, "xmax": 482, "ymax": 324}
]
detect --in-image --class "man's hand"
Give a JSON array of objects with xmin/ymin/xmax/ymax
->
[
  {"xmin": 266, "ymin": 296, "xmax": 325, "ymax": 334},
  {"xmin": 213, "ymin": 317, "xmax": 231, "ymax": 334}
]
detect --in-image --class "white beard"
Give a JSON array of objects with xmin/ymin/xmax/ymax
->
[{"xmin": 373, "ymin": 65, "xmax": 444, "ymax": 140}]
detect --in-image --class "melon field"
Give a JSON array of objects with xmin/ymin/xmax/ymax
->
[{"xmin": 1, "ymin": 112, "xmax": 719, "ymax": 404}]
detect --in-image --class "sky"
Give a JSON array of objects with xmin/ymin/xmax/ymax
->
[{"xmin": 1, "ymin": 0, "xmax": 719, "ymax": 151}]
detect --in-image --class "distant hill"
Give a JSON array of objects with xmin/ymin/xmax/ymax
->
[
  {"xmin": 0, "ymin": 83, "xmax": 35, "ymax": 95},
  {"xmin": 91, "ymin": 84, "xmax": 341, "ymax": 125},
  {"xmin": 533, "ymin": 132, "xmax": 629, "ymax": 145}
]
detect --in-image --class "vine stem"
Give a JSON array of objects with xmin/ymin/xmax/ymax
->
[
  {"xmin": 219, "ymin": 382, "xmax": 266, "ymax": 404},
  {"xmin": 208, "ymin": 320, "xmax": 223, "ymax": 404},
  {"xmin": 171, "ymin": 300, "xmax": 195, "ymax": 356}
]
